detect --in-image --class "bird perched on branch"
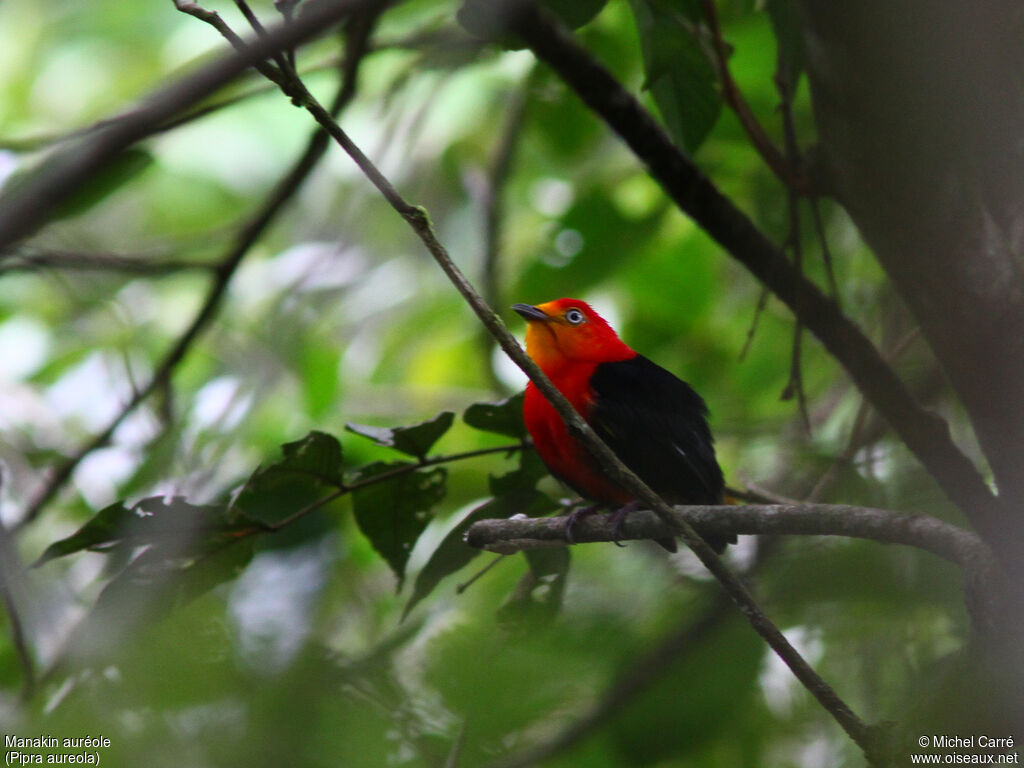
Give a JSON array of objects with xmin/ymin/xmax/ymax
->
[{"xmin": 513, "ymin": 298, "xmax": 730, "ymax": 553}]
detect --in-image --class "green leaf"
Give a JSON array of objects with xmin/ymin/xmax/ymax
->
[
  {"xmin": 232, "ymin": 431, "xmax": 343, "ymax": 528},
  {"xmin": 346, "ymin": 411, "xmax": 454, "ymax": 460},
  {"xmin": 541, "ymin": 0, "xmax": 609, "ymax": 28},
  {"xmin": 497, "ymin": 547, "xmax": 571, "ymax": 628},
  {"xmin": 488, "ymin": 448, "xmax": 549, "ymax": 497},
  {"xmin": 610, "ymin": 612, "xmax": 763, "ymax": 763},
  {"xmin": 463, "ymin": 392, "xmax": 526, "ymax": 439},
  {"xmin": 630, "ymin": 0, "xmax": 722, "ymax": 153},
  {"xmin": 34, "ymin": 496, "xmax": 234, "ymax": 568},
  {"xmin": 351, "ymin": 462, "xmax": 447, "ymax": 588},
  {"xmin": 766, "ymin": 0, "xmax": 805, "ymax": 91},
  {"xmin": 458, "ymin": 0, "xmax": 607, "ymax": 44},
  {"xmin": 402, "ymin": 486, "xmax": 557, "ymax": 621},
  {"xmin": 92, "ymin": 536, "xmax": 255, "ymax": 625}
]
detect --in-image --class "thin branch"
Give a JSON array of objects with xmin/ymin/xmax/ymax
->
[
  {"xmin": 465, "ymin": 504, "xmax": 990, "ymax": 571},
  {"xmin": 775, "ymin": 49, "xmax": 811, "ymax": 431},
  {"xmin": 738, "ymin": 284, "xmax": 770, "ymax": 360},
  {"xmin": 810, "ymin": 198, "xmax": 840, "ymax": 303},
  {"xmin": 14, "ymin": 10, "xmax": 380, "ymax": 531},
  {"xmin": 262, "ymin": 443, "xmax": 524, "ymax": 532},
  {"xmin": 252, "ymin": 46, "xmax": 887, "ymax": 764},
  {"xmin": 0, "ymin": 31, "xmax": 482, "ymax": 155},
  {"xmin": 502, "ymin": 2, "xmax": 1004, "ymax": 562},
  {"xmin": 481, "ymin": 77, "xmax": 530, "ymax": 315},
  {"xmin": 473, "ymin": 74, "xmax": 532, "ymax": 389},
  {"xmin": 456, "ymin": 554, "xmax": 506, "ymax": 593},
  {"xmin": 0, "ymin": 248, "xmax": 215, "ymax": 277},
  {"xmin": 700, "ymin": 0, "xmax": 809, "ymax": 192}
]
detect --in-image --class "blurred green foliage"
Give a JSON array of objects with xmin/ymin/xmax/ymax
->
[{"xmin": 0, "ymin": 0, "xmax": 983, "ymax": 766}]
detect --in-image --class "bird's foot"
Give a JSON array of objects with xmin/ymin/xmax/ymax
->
[
  {"xmin": 564, "ymin": 504, "xmax": 601, "ymax": 544},
  {"xmin": 609, "ymin": 501, "xmax": 678, "ymax": 552},
  {"xmin": 607, "ymin": 500, "xmax": 642, "ymax": 547}
]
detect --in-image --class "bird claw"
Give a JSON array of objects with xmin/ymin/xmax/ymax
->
[
  {"xmin": 608, "ymin": 500, "xmax": 641, "ymax": 546},
  {"xmin": 564, "ymin": 504, "xmax": 600, "ymax": 544}
]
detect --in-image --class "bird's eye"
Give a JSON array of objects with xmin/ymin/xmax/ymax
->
[{"xmin": 564, "ymin": 308, "xmax": 585, "ymax": 325}]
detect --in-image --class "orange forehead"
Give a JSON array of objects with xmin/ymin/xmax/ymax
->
[{"xmin": 520, "ymin": 297, "xmax": 633, "ymax": 368}]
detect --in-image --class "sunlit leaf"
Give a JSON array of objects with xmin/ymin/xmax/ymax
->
[
  {"xmin": 346, "ymin": 411, "xmax": 454, "ymax": 460},
  {"xmin": 351, "ymin": 461, "xmax": 447, "ymax": 587}
]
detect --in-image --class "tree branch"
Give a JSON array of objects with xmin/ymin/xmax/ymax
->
[
  {"xmin": 501, "ymin": 2, "xmax": 1005, "ymax": 560},
  {"xmin": 0, "ymin": 0, "xmax": 377, "ymax": 254},
  {"xmin": 700, "ymin": 0, "xmax": 809, "ymax": 192},
  {"xmin": 465, "ymin": 503, "xmax": 990, "ymax": 570},
  {"xmin": 250, "ymin": 48, "xmax": 888, "ymax": 766},
  {"xmin": 0, "ymin": 247, "xmax": 215, "ymax": 277}
]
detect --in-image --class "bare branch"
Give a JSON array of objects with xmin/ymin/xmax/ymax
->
[
  {"xmin": 700, "ymin": 0, "xmax": 809, "ymax": 192},
  {"xmin": 0, "ymin": 248, "xmax": 215, "ymax": 277},
  {"xmin": 465, "ymin": 504, "xmax": 990, "ymax": 571}
]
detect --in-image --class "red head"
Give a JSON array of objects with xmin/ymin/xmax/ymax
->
[{"xmin": 512, "ymin": 298, "xmax": 635, "ymax": 373}]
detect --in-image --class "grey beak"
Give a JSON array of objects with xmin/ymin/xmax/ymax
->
[{"xmin": 511, "ymin": 303, "xmax": 550, "ymax": 322}]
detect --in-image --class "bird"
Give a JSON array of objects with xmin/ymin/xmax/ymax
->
[{"xmin": 512, "ymin": 297, "xmax": 731, "ymax": 553}]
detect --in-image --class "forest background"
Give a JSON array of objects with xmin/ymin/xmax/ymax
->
[{"xmin": 0, "ymin": 1, "xmax": 1021, "ymax": 766}]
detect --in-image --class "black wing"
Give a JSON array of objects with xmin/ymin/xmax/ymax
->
[{"xmin": 588, "ymin": 355, "xmax": 724, "ymax": 505}]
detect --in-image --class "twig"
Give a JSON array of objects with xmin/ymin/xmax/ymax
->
[
  {"xmin": 775, "ymin": 55, "xmax": 811, "ymax": 432},
  {"xmin": 475, "ymin": 74, "xmax": 532, "ymax": 389},
  {"xmin": 0, "ymin": 248, "xmax": 215, "ymax": 277},
  {"xmin": 456, "ymin": 554, "xmax": 506, "ymax": 593},
  {"xmin": 810, "ymin": 199, "xmax": 840, "ymax": 303},
  {"xmin": 465, "ymin": 504, "xmax": 991, "ymax": 571},
  {"xmin": 14, "ymin": 9, "xmax": 380, "ymax": 531},
  {"xmin": 253, "ymin": 46, "xmax": 886, "ymax": 764},
  {"xmin": 481, "ymin": 77, "xmax": 530, "ymax": 315},
  {"xmin": 738, "ymin": 285, "xmax": 770, "ymax": 360},
  {"xmin": 262, "ymin": 443, "xmax": 524, "ymax": 532},
  {"xmin": 444, "ymin": 720, "xmax": 467, "ymax": 768},
  {"xmin": 0, "ymin": 0, "xmax": 375, "ymax": 253},
  {"xmin": 700, "ymin": 0, "xmax": 808, "ymax": 192},
  {"xmin": 503, "ymin": 2, "xmax": 1003, "ymax": 564}
]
